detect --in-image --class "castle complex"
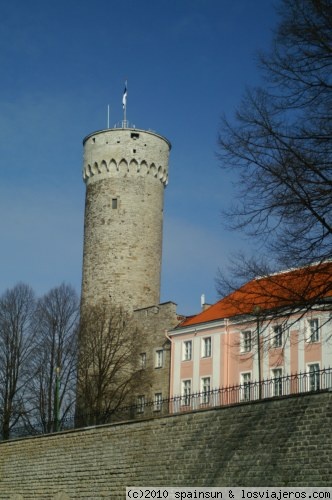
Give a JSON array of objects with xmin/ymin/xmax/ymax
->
[
  {"xmin": 79, "ymin": 123, "xmax": 332, "ymax": 414},
  {"xmin": 80, "ymin": 124, "xmax": 180, "ymax": 407}
]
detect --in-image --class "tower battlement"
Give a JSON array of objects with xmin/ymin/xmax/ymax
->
[{"xmin": 83, "ymin": 128, "xmax": 170, "ymax": 186}]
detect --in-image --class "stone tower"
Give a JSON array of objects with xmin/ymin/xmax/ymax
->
[{"xmin": 80, "ymin": 126, "xmax": 171, "ymax": 312}]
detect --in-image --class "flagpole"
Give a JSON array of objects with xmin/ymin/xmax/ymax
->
[
  {"xmin": 122, "ymin": 80, "xmax": 127, "ymax": 128},
  {"xmin": 107, "ymin": 105, "xmax": 110, "ymax": 129}
]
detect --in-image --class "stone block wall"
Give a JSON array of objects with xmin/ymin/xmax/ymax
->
[
  {"xmin": 0, "ymin": 392, "xmax": 331, "ymax": 499},
  {"xmin": 133, "ymin": 301, "xmax": 182, "ymax": 402}
]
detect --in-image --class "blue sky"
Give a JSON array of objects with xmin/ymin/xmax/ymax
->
[{"xmin": 0, "ymin": 0, "xmax": 278, "ymax": 316}]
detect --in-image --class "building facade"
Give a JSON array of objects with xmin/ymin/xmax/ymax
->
[
  {"xmin": 133, "ymin": 302, "xmax": 183, "ymax": 410},
  {"xmin": 168, "ymin": 263, "xmax": 332, "ymax": 402}
]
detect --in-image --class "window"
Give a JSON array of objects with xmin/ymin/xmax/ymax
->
[
  {"xmin": 241, "ymin": 331, "xmax": 252, "ymax": 353},
  {"xmin": 308, "ymin": 363, "xmax": 320, "ymax": 391},
  {"xmin": 182, "ymin": 380, "xmax": 191, "ymax": 406},
  {"xmin": 154, "ymin": 393, "xmax": 162, "ymax": 412},
  {"xmin": 272, "ymin": 325, "xmax": 283, "ymax": 348},
  {"xmin": 131, "ymin": 132, "xmax": 140, "ymax": 139},
  {"xmin": 272, "ymin": 368, "xmax": 283, "ymax": 397},
  {"xmin": 112, "ymin": 198, "xmax": 118, "ymax": 209},
  {"xmin": 183, "ymin": 340, "xmax": 192, "ymax": 361},
  {"xmin": 241, "ymin": 372, "xmax": 251, "ymax": 401},
  {"xmin": 140, "ymin": 352, "xmax": 146, "ymax": 369},
  {"xmin": 201, "ymin": 377, "xmax": 211, "ymax": 405},
  {"xmin": 155, "ymin": 349, "xmax": 163, "ymax": 368},
  {"xmin": 308, "ymin": 318, "xmax": 319, "ymax": 342},
  {"xmin": 202, "ymin": 337, "xmax": 212, "ymax": 358},
  {"xmin": 137, "ymin": 395, "xmax": 145, "ymax": 413}
]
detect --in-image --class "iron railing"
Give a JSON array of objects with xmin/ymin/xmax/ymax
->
[
  {"xmin": 169, "ymin": 366, "xmax": 332, "ymax": 411},
  {"xmin": 2, "ymin": 367, "xmax": 332, "ymax": 441}
]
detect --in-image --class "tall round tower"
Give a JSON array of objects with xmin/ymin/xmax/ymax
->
[{"xmin": 80, "ymin": 127, "xmax": 171, "ymax": 312}]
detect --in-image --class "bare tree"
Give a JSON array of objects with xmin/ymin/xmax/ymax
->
[
  {"xmin": 217, "ymin": 0, "xmax": 332, "ymax": 286},
  {"xmin": 26, "ymin": 283, "xmax": 79, "ymax": 433},
  {"xmin": 76, "ymin": 303, "xmax": 142, "ymax": 425},
  {"xmin": 0, "ymin": 283, "xmax": 36, "ymax": 439},
  {"xmin": 216, "ymin": 1, "xmax": 332, "ymax": 361}
]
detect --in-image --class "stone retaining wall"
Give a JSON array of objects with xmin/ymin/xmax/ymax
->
[{"xmin": 0, "ymin": 391, "xmax": 331, "ymax": 499}]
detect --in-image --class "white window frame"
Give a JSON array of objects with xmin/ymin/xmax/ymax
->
[
  {"xmin": 240, "ymin": 372, "xmax": 251, "ymax": 401},
  {"xmin": 308, "ymin": 318, "xmax": 320, "ymax": 343},
  {"xmin": 183, "ymin": 340, "xmax": 192, "ymax": 361},
  {"xmin": 137, "ymin": 395, "xmax": 145, "ymax": 413},
  {"xmin": 140, "ymin": 352, "xmax": 146, "ymax": 369},
  {"xmin": 307, "ymin": 363, "xmax": 320, "ymax": 391},
  {"xmin": 201, "ymin": 337, "xmax": 212, "ymax": 358},
  {"xmin": 181, "ymin": 379, "xmax": 192, "ymax": 406},
  {"xmin": 201, "ymin": 376, "xmax": 211, "ymax": 405},
  {"xmin": 271, "ymin": 325, "xmax": 283, "ymax": 348},
  {"xmin": 154, "ymin": 392, "xmax": 162, "ymax": 412},
  {"xmin": 155, "ymin": 349, "xmax": 163, "ymax": 368},
  {"xmin": 240, "ymin": 330, "xmax": 252, "ymax": 353},
  {"xmin": 271, "ymin": 368, "xmax": 283, "ymax": 397}
]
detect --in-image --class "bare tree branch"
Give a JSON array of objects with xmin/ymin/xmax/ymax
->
[
  {"xmin": 217, "ymin": 0, "xmax": 332, "ymax": 297},
  {"xmin": 76, "ymin": 303, "xmax": 142, "ymax": 425},
  {"xmin": 0, "ymin": 283, "xmax": 36, "ymax": 439},
  {"xmin": 22, "ymin": 284, "xmax": 79, "ymax": 434}
]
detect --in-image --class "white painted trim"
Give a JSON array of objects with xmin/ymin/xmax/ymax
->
[
  {"xmin": 193, "ymin": 336, "xmax": 200, "ymax": 392},
  {"xmin": 213, "ymin": 334, "xmax": 220, "ymax": 388}
]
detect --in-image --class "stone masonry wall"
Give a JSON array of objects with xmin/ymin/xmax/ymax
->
[
  {"xmin": 81, "ymin": 128, "xmax": 171, "ymax": 312},
  {"xmin": 133, "ymin": 302, "xmax": 182, "ymax": 402},
  {"xmin": 0, "ymin": 392, "xmax": 331, "ymax": 499}
]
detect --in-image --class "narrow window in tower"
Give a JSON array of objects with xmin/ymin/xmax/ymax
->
[
  {"xmin": 112, "ymin": 198, "xmax": 118, "ymax": 209},
  {"xmin": 131, "ymin": 132, "xmax": 139, "ymax": 139}
]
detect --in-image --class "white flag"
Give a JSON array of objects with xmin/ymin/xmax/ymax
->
[{"xmin": 122, "ymin": 82, "xmax": 127, "ymax": 109}]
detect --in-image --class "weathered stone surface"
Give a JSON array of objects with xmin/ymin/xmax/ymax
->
[
  {"xmin": 133, "ymin": 301, "xmax": 181, "ymax": 401},
  {"xmin": 81, "ymin": 128, "xmax": 171, "ymax": 312},
  {"xmin": 0, "ymin": 392, "xmax": 331, "ymax": 499}
]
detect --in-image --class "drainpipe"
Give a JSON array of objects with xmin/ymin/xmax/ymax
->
[
  {"xmin": 165, "ymin": 329, "xmax": 173, "ymax": 402},
  {"xmin": 253, "ymin": 306, "xmax": 262, "ymax": 399},
  {"xmin": 225, "ymin": 318, "xmax": 229, "ymax": 387}
]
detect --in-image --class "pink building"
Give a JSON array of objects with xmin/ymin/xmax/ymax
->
[{"xmin": 168, "ymin": 263, "xmax": 332, "ymax": 405}]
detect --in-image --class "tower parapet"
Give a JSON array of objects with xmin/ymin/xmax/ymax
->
[
  {"xmin": 83, "ymin": 128, "xmax": 170, "ymax": 186},
  {"xmin": 81, "ymin": 127, "xmax": 171, "ymax": 312}
]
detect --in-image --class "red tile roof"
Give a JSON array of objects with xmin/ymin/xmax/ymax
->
[{"xmin": 179, "ymin": 262, "xmax": 332, "ymax": 328}]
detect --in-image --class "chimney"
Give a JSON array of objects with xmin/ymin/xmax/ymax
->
[{"xmin": 201, "ymin": 294, "xmax": 212, "ymax": 311}]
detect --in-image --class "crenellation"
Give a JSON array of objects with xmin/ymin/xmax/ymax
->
[{"xmin": 83, "ymin": 157, "xmax": 168, "ymax": 185}]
